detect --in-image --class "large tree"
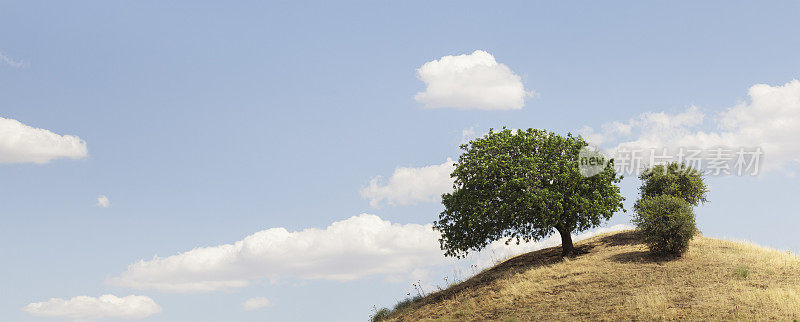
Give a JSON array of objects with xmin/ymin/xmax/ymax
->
[{"xmin": 434, "ymin": 128, "xmax": 624, "ymax": 257}]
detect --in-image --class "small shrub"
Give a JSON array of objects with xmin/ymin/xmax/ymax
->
[
  {"xmin": 393, "ymin": 295, "xmax": 422, "ymax": 312},
  {"xmin": 633, "ymin": 195, "xmax": 697, "ymax": 255},
  {"xmin": 370, "ymin": 295, "xmax": 423, "ymax": 321},
  {"xmin": 371, "ymin": 307, "xmax": 391, "ymax": 322},
  {"xmin": 734, "ymin": 265, "xmax": 750, "ymax": 279}
]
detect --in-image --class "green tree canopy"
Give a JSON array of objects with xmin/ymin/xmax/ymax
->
[
  {"xmin": 433, "ymin": 128, "xmax": 625, "ymax": 257},
  {"xmin": 639, "ymin": 162, "xmax": 709, "ymax": 206}
]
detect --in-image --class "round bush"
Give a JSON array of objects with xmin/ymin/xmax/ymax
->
[{"xmin": 633, "ymin": 195, "xmax": 697, "ymax": 255}]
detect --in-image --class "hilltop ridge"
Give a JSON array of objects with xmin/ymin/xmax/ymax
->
[{"xmin": 378, "ymin": 230, "xmax": 800, "ymax": 321}]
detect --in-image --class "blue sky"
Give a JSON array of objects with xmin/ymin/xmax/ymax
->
[{"xmin": 2, "ymin": 1, "xmax": 799, "ymax": 321}]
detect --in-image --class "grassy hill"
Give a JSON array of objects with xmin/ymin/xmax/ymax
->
[{"xmin": 376, "ymin": 231, "xmax": 800, "ymax": 321}]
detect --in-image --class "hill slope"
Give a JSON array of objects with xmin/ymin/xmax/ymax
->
[{"xmin": 379, "ymin": 231, "xmax": 800, "ymax": 321}]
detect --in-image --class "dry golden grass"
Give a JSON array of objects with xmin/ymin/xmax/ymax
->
[{"xmin": 380, "ymin": 230, "xmax": 800, "ymax": 321}]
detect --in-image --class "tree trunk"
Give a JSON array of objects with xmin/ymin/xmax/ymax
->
[{"xmin": 556, "ymin": 227, "xmax": 575, "ymax": 257}]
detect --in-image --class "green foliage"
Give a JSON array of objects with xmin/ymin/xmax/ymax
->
[
  {"xmin": 639, "ymin": 162, "xmax": 709, "ymax": 206},
  {"xmin": 370, "ymin": 295, "xmax": 423, "ymax": 321},
  {"xmin": 635, "ymin": 162, "xmax": 708, "ymax": 256},
  {"xmin": 393, "ymin": 295, "xmax": 422, "ymax": 312},
  {"xmin": 434, "ymin": 128, "xmax": 625, "ymax": 257},
  {"xmin": 633, "ymin": 195, "xmax": 697, "ymax": 255},
  {"xmin": 371, "ymin": 307, "xmax": 391, "ymax": 322},
  {"xmin": 734, "ymin": 265, "xmax": 750, "ymax": 279}
]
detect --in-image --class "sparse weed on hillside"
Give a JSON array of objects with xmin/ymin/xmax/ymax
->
[
  {"xmin": 397, "ymin": 295, "xmax": 423, "ymax": 310},
  {"xmin": 735, "ymin": 265, "xmax": 750, "ymax": 279},
  {"xmin": 371, "ymin": 294, "xmax": 423, "ymax": 322},
  {"xmin": 371, "ymin": 267, "xmax": 484, "ymax": 321},
  {"xmin": 370, "ymin": 307, "xmax": 391, "ymax": 322}
]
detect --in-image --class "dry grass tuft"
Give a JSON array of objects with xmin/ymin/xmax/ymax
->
[{"xmin": 379, "ymin": 230, "xmax": 800, "ymax": 321}]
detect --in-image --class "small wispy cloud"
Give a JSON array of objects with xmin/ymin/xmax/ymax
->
[
  {"xmin": 360, "ymin": 159, "xmax": 455, "ymax": 207},
  {"xmin": 460, "ymin": 127, "xmax": 476, "ymax": 144},
  {"xmin": 242, "ymin": 297, "xmax": 272, "ymax": 310},
  {"xmin": 22, "ymin": 294, "xmax": 161, "ymax": 320},
  {"xmin": 97, "ymin": 195, "xmax": 110, "ymax": 208},
  {"xmin": 0, "ymin": 52, "xmax": 27, "ymax": 68}
]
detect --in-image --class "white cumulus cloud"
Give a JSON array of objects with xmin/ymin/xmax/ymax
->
[
  {"xmin": 109, "ymin": 214, "xmax": 445, "ymax": 293},
  {"xmin": 415, "ymin": 50, "xmax": 533, "ymax": 110},
  {"xmin": 360, "ymin": 159, "xmax": 455, "ymax": 207},
  {"xmin": 580, "ymin": 79, "xmax": 800, "ymax": 172},
  {"xmin": 579, "ymin": 105, "xmax": 706, "ymax": 148},
  {"xmin": 96, "ymin": 196, "xmax": 110, "ymax": 208},
  {"xmin": 242, "ymin": 297, "xmax": 272, "ymax": 310},
  {"xmin": 110, "ymin": 212, "xmax": 632, "ymax": 294},
  {"xmin": 0, "ymin": 117, "xmax": 88, "ymax": 164},
  {"xmin": 22, "ymin": 294, "xmax": 161, "ymax": 321}
]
